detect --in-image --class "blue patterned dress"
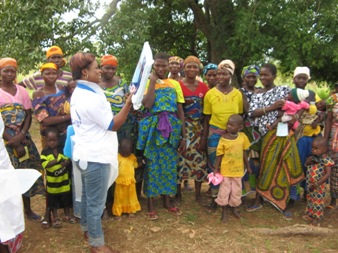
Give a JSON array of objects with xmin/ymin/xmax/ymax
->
[{"xmin": 137, "ymin": 80, "xmax": 182, "ymax": 197}]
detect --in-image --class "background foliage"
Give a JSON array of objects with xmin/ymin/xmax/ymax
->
[{"xmin": 0, "ymin": 0, "xmax": 337, "ymax": 85}]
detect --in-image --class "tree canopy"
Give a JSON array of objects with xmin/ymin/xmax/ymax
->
[{"xmin": 0, "ymin": 0, "xmax": 337, "ymax": 84}]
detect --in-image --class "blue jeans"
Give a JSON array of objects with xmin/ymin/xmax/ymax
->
[{"xmin": 79, "ymin": 161, "xmax": 110, "ymax": 247}]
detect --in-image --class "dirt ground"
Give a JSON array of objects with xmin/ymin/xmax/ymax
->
[{"xmin": 20, "ymin": 120, "xmax": 338, "ymax": 253}]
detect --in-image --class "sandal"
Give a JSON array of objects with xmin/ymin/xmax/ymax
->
[
  {"xmin": 146, "ymin": 212, "xmax": 158, "ymax": 221},
  {"xmin": 63, "ymin": 216, "xmax": 77, "ymax": 224},
  {"xmin": 128, "ymin": 213, "xmax": 136, "ymax": 220},
  {"xmin": 41, "ymin": 220, "xmax": 50, "ymax": 229},
  {"xmin": 302, "ymin": 215, "xmax": 314, "ymax": 222},
  {"xmin": 167, "ymin": 207, "xmax": 182, "ymax": 216},
  {"xmin": 52, "ymin": 218, "xmax": 62, "ymax": 228},
  {"xmin": 246, "ymin": 204, "xmax": 263, "ymax": 212},
  {"xmin": 26, "ymin": 212, "xmax": 41, "ymax": 222},
  {"xmin": 325, "ymin": 205, "xmax": 337, "ymax": 214},
  {"xmin": 282, "ymin": 211, "xmax": 293, "ymax": 221}
]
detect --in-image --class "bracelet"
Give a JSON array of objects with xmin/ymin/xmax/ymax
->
[
  {"xmin": 201, "ymin": 136, "xmax": 207, "ymax": 140},
  {"xmin": 263, "ymin": 107, "xmax": 266, "ymax": 115},
  {"xmin": 20, "ymin": 130, "xmax": 26, "ymax": 135},
  {"xmin": 62, "ymin": 115, "xmax": 65, "ymax": 120}
]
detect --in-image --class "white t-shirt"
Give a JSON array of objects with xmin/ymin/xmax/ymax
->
[{"xmin": 70, "ymin": 80, "xmax": 118, "ymax": 165}]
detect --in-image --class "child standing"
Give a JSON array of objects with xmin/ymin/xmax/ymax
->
[
  {"xmin": 41, "ymin": 128, "xmax": 73, "ymax": 228},
  {"xmin": 113, "ymin": 138, "xmax": 141, "ymax": 220},
  {"xmin": 214, "ymin": 115, "xmax": 251, "ymax": 223},
  {"xmin": 302, "ymin": 137, "xmax": 334, "ymax": 226}
]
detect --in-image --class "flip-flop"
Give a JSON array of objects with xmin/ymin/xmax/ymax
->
[
  {"xmin": 302, "ymin": 215, "xmax": 313, "ymax": 222},
  {"xmin": 167, "ymin": 207, "xmax": 182, "ymax": 216},
  {"xmin": 325, "ymin": 205, "xmax": 337, "ymax": 214},
  {"xmin": 146, "ymin": 212, "xmax": 158, "ymax": 221},
  {"xmin": 26, "ymin": 213, "xmax": 41, "ymax": 222},
  {"xmin": 282, "ymin": 211, "xmax": 293, "ymax": 221},
  {"xmin": 246, "ymin": 204, "xmax": 263, "ymax": 212},
  {"xmin": 41, "ymin": 220, "xmax": 50, "ymax": 229},
  {"xmin": 52, "ymin": 218, "xmax": 62, "ymax": 228}
]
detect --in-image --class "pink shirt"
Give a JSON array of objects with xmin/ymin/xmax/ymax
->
[
  {"xmin": 282, "ymin": 100, "xmax": 309, "ymax": 115},
  {"xmin": 0, "ymin": 85, "xmax": 32, "ymax": 110}
]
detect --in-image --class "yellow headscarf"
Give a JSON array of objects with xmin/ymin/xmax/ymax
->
[{"xmin": 40, "ymin": 62, "xmax": 58, "ymax": 73}]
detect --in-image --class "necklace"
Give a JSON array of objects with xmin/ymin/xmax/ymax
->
[
  {"xmin": 229, "ymin": 132, "xmax": 238, "ymax": 137},
  {"xmin": 218, "ymin": 85, "xmax": 232, "ymax": 94}
]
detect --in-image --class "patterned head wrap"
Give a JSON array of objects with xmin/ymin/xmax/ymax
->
[
  {"xmin": 169, "ymin": 56, "xmax": 183, "ymax": 67},
  {"xmin": 203, "ymin": 63, "xmax": 218, "ymax": 76},
  {"xmin": 218, "ymin": 59, "xmax": 235, "ymax": 75},
  {"xmin": 100, "ymin": 55, "xmax": 118, "ymax": 67},
  {"xmin": 40, "ymin": 62, "xmax": 58, "ymax": 73},
  {"xmin": 46, "ymin": 46, "xmax": 63, "ymax": 58},
  {"xmin": 183, "ymin": 56, "xmax": 201, "ymax": 67},
  {"xmin": 241, "ymin": 65, "xmax": 260, "ymax": 78},
  {"xmin": 0, "ymin": 58, "xmax": 17, "ymax": 69}
]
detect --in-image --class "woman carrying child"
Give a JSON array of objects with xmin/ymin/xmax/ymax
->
[
  {"xmin": 247, "ymin": 63, "xmax": 303, "ymax": 219},
  {"xmin": 214, "ymin": 115, "xmax": 251, "ymax": 223}
]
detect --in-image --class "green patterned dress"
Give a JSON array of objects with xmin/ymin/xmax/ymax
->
[{"xmin": 137, "ymin": 79, "xmax": 182, "ymax": 197}]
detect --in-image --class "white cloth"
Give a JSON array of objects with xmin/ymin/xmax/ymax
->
[
  {"xmin": 0, "ymin": 117, "xmax": 40, "ymax": 242},
  {"xmin": 293, "ymin": 66, "xmax": 311, "ymax": 79},
  {"xmin": 70, "ymin": 80, "xmax": 118, "ymax": 188}
]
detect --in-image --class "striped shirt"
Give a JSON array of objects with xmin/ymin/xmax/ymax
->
[{"xmin": 23, "ymin": 70, "xmax": 72, "ymax": 90}]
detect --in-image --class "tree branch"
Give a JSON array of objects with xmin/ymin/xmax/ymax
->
[{"xmin": 185, "ymin": 0, "xmax": 211, "ymax": 37}]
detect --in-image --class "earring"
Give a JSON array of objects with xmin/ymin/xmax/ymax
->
[{"xmin": 84, "ymin": 74, "xmax": 88, "ymax": 79}]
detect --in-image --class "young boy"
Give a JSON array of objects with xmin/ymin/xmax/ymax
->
[
  {"xmin": 41, "ymin": 127, "xmax": 74, "ymax": 228},
  {"xmin": 214, "ymin": 115, "xmax": 251, "ymax": 223}
]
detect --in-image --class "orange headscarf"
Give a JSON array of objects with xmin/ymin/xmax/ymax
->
[
  {"xmin": 0, "ymin": 58, "xmax": 17, "ymax": 69},
  {"xmin": 100, "ymin": 55, "xmax": 118, "ymax": 67},
  {"xmin": 183, "ymin": 56, "xmax": 201, "ymax": 67},
  {"xmin": 40, "ymin": 62, "xmax": 58, "ymax": 73},
  {"xmin": 46, "ymin": 46, "xmax": 63, "ymax": 59}
]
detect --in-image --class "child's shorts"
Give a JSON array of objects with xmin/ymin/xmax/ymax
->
[{"xmin": 47, "ymin": 192, "xmax": 73, "ymax": 209}]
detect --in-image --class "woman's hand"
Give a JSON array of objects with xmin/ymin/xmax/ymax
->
[
  {"xmin": 178, "ymin": 139, "xmax": 186, "ymax": 154},
  {"xmin": 6, "ymin": 134, "xmax": 24, "ymax": 148},
  {"xmin": 198, "ymin": 136, "xmax": 207, "ymax": 152},
  {"xmin": 125, "ymin": 92, "xmax": 133, "ymax": 106},
  {"xmin": 272, "ymin": 99, "xmax": 285, "ymax": 110},
  {"xmin": 15, "ymin": 144, "xmax": 26, "ymax": 158}
]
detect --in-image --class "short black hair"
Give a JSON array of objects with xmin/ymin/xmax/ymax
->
[
  {"xmin": 45, "ymin": 127, "xmax": 59, "ymax": 138},
  {"xmin": 261, "ymin": 63, "xmax": 277, "ymax": 76},
  {"xmin": 154, "ymin": 52, "xmax": 169, "ymax": 61}
]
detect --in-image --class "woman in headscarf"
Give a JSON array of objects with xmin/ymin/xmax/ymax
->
[
  {"xmin": 32, "ymin": 63, "xmax": 72, "ymax": 148},
  {"xmin": 240, "ymin": 65, "xmax": 261, "ymax": 195},
  {"xmin": 0, "ymin": 57, "xmax": 45, "ymax": 222},
  {"xmin": 177, "ymin": 56, "xmax": 209, "ymax": 202},
  {"xmin": 19, "ymin": 46, "xmax": 72, "ymax": 90},
  {"xmin": 202, "ymin": 59, "xmax": 243, "ymax": 210},
  {"xmin": 99, "ymin": 54, "xmax": 139, "ymax": 217},
  {"xmin": 203, "ymin": 63, "xmax": 218, "ymax": 89},
  {"xmin": 246, "ymin": 63, "xmax": 303, "ymax": 219},
  {"xmin": 168, "ymin": 56, "xmax": 184, "ymax": 81},
  {"xmin": 137, "ymin": 52, "xmax": 185, "ymax": 220}
]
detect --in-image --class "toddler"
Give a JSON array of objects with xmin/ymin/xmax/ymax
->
[
  {"xmin": 41, "ymin": 127, "xmax": 74, "ymax": 228},
  {"xmin": 269, "ymin": 88, "xmax": 315, "ymax": 130},
  {"xmin": 302, "ymin": 137, "xmax": 334, "ymax": 226},
  {"xmin": 214, "ymin": 115, "xmax": 251, "ymax": 223},
  {"xmin": 113, "ymin": 138, "xmax": 141, "ymax": 220}
]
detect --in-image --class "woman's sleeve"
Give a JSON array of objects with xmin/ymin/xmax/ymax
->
[
  {"xmin": 19, "ymin": 86, "xmax": 33, "ymax": 110},
  {"xmin": 237, "ymin": 90, "xmax": 243, "ymax": 114},
  {"xmin": 248, "ymin": 93, "xmax": 260, "ymax": 117},
  {"xmin": 86, "ymin": 95, "xmax": 114, "ymax": 130},
  {"xmin": 174, "ymin": 82, "xmax": 185, "ymax": 103},
  {"xmin": 203, "ymin": 91, "xmax": 212, "ymax": 115}
]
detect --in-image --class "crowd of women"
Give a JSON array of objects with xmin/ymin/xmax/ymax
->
[{"xmin": 0, "ymin": 45, "xmax": 337, "ymax": 253}]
